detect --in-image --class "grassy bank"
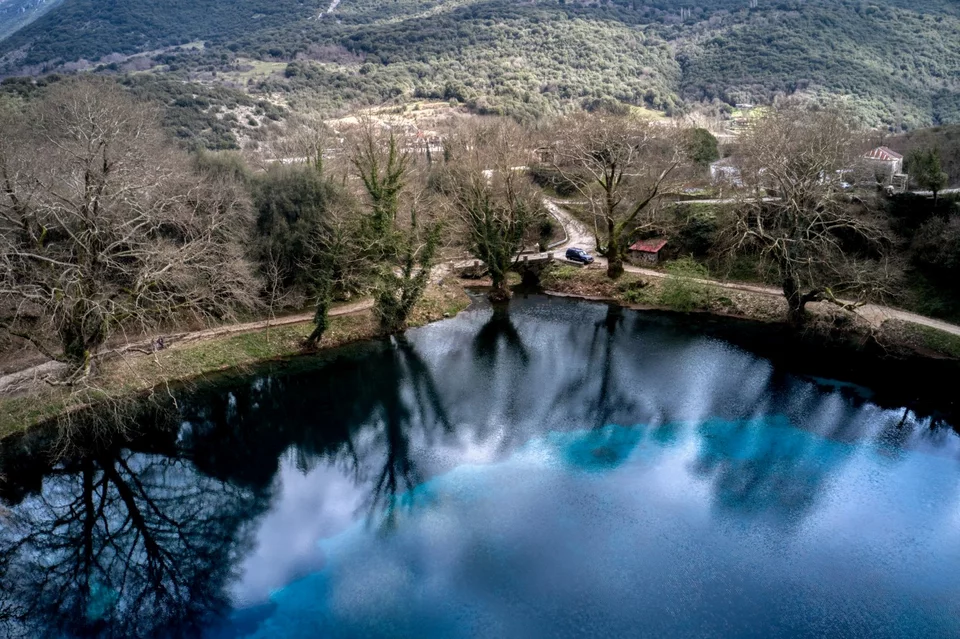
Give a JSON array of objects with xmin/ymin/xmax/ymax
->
[
  {"xmin": 540, "ymin": 264, "xmax": 960, "ymax": 361},
  {"xmin": 0, "ymin": 280, "xmax": 471, "ymax": 440},
  {"xmin": 540, "ymin": 263, "xmax": 787, "ymax": 322}
]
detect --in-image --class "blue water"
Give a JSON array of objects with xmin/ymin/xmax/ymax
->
[
  {"xmin": 1, "ymin": 295, "xmax": 958, "ymax": 638},
  {"xmin": 206, "ymin": 418, "xmax": 960, "ymax": 639}
]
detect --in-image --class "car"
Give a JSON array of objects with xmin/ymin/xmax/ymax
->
[{"xmin": 565, "ymin": 247, "xmax": 594, "ymax": 264}]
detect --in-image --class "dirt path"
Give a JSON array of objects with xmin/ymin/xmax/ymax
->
[
  {"xmin": 109, "ymin": 299, "xmax": 374, "ymax": 356},
  {"xmin": 546, "ymin": 199, "xmax": 960, "ymax": 337},
  {"xmin": 617, "ymin": 262, "xmax": 960, "ymax": 336},
  {"xmin": 6, "ymin": 197, "xmax": 960, "ymax": 392},
  {"xmin": 0, "ymin": 300, "xmax": 375, "ymax": 395}
]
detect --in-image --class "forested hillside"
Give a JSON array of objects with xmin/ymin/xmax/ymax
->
[
  {"xmin": 2, "ymin": 0, "xmax": 959, "ymax": 127},
  {"xmin": 0, "ymin": 0, "xmax": 63, "ymax": 42}
]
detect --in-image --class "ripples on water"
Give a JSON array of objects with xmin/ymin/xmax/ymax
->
[{"xmin": 0, "ymin": 295, "xmax": 958, "ymax": 638}]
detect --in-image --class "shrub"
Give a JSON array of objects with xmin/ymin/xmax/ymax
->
[{"xmin": 617, "ymin": 278, "xmax": 653, "ymax": 305}]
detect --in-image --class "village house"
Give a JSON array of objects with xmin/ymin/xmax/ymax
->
[
  {"xmin": 862, "ymin": 146, "xmax": 906, "ymax": 188},
  {"xmin": 628, "ymin": 238, "xmax": 668, "ymax": 265}
]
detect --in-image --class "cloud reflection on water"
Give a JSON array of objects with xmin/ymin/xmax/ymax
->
[{"xmin": 0, "ymin": 294, "xmax": 957, "ymax": 638}]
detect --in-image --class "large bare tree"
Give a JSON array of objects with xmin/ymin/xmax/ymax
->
[
  {"xmin": 441, "ymin": 120, "xmax": 545, "ymax": 301},
  {"xmin": 731, "ymin": 105, "xmax": 894, "ymax": 325},
  {"xmin": 0, "ymin": 79, "xmax": 258, "ymax": 378},
  {"xmin": 550, "ymin": 113, "xmax": 684, "ymax": 278}
]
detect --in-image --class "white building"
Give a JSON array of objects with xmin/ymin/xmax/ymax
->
[{"xmin": 862, "ymin": 146, "xmax": 904, "ymax": 185}]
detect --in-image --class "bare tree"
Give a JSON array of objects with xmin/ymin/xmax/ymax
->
[
  {"xmin": 550, "ymin": 113, "xmax": 684, "ymax": 278},
  {"xmin": 442, "ymin": 120, "xmax": 545, "ymax": 301},
  {"xmin": 272, "ymin": 111, "xmax": 339, "ymax": 173},
  {"xmin": 0, "ymin": 79, "xmax": 259, "ymax": 379},
  {"xmin": 731, "ymin": 105, "xmax": 894, "ymax": 325}
]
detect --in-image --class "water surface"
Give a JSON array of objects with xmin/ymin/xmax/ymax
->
[{"xmin": 1, "ymin": 295, "xmax": 958, "ymax": 638}]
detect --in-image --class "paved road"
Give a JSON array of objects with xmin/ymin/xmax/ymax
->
[{"xmin": 543, "ymin": 199, "xmax": 595, "ymax": 252}]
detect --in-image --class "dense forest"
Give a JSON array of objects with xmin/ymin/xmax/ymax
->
[
  {"xmin": 1, "ymin": 0, "xmax": 959, "ymax": 126},
  {"xmin": 0, "ymin": 0, "xmax": 63, "ymax": 42},
  {"xmin": 0, "ymin": 73, "xmax": 286, "ymax": 150}
]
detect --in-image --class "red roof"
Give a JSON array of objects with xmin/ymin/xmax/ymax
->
[
  {"xmin": 863, "ymin": 146, "xmax": 903, "ymax": 161},
  {"xmin": 629, "ymin": 239, "xmax": 668, "ymax": 253}
]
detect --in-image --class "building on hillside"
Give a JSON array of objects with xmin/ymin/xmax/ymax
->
[
  {"xmin": 628, "ymin": 238, "xmax": 668, "ymax": 265},
  {"xmin": 862, "ymin": 146, "xmax": 906, "ymax": 187}
]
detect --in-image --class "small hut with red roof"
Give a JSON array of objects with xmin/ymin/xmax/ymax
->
[{"xmin": 628, "ymin": 238, "xmax": 668, "ymax": 265}]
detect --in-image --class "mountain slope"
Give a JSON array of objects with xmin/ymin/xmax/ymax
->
[
  {"xmin": 0, "ymin": 0, "xmax": 64, "ymax": 42},
  {"xmin": 2, "ymin": 0, "xmax": 959, "ymax": 127},
  {"xmin": 0, "ymin": 0, "xmax": 318, "ymax": 67},
  {"xmin": 678, "ymin": 1, "xmax": 960, "ymax": 125}
]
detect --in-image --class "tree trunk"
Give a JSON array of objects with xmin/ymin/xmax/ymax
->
[
  {"xmin": 306, "ymin": 294, "xmax": 331, "ymax": 347},
  {"xmin": 488, "ymin": 277, "xmax": 512, "ymax": 303},
  {"xmin": 783, "ymin": 274, "xmax": 806, "ymax": 326},
  {"xmin": 607, "ymin": 253, "xmax": 624, "ymax": 279},
  {"xmin": 605, "ymin": 218, "xmax": 624, "ymax": 279}
]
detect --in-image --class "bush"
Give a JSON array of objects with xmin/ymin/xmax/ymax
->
[
  {"xmin": 528, "ymin": 166, "xmax": 583, "ymax": 197},
  {"xmin": 251, "ymin": 165, "xmax": 351, "ymax": 296},
  {"xmin": 675, "ymin": 208, "xmax": 719, "ymax": 257},
  {"xmin": 617, "ymin": 278, "xmax": 653, "ymax": 304}
]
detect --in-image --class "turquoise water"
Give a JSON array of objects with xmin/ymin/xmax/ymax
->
[
  {"xmin": 1, "ymin": 295, "xmax": 958, "ymax": 638},
  {"xmin": 208, "ymin": 418, "xmax": 960, "ymax": 639}
]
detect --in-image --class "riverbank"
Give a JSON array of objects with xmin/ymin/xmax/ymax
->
[
  {"xmin": 0, "ymin": 278, "xmax": 472, "ymax": 440},
  {"xmin": 537, "ymin": 264, "xmax": 960, "ymax": 360},
  {"xmin": 4, "ymin": 262, "xmax": 959, "ymax": 441}
]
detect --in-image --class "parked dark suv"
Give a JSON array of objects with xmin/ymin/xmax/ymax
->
[{"xmin": 565, "ymin": 247, "xmax": 594, "ymax": 264}]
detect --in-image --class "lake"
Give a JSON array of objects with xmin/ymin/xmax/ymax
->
[{"xmin": 1, "ymin": 294, "xmax": 958, "ymax": 638}]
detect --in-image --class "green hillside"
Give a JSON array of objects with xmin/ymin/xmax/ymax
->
[
  {"xmin": 0, "ymin": 0, "xmax": 64, "ymax": 42},
  {"xmin": 0, "ymin": 0, "xmax": 318, "ymax": 65},
  {"xmin": 1, "ymin": 0, "xmax": 959, "ymax": 127}
]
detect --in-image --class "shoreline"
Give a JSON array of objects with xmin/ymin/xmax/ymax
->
[
  {"xmin": 535, "ymin": 265, "xmax": 960, "ymax": 361},
  {"xmin": 3, "ymin": 268, "xmax": 959, "ymax": 441},
  {"xmin": 0, "ymin": 279, "xmax": 472, "ymax": 440}
]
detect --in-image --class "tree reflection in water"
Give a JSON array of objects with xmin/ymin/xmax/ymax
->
[
  {"xmin": 690, "ymin": 417, "xmax": 851, "ymax": 526},
  {"xmin": 0, "ymin": 430, "xmax": 269, "ymax": 638},
  {"xmin": 358, "ymin": 334, "xmax": 453, "ymax": 527},
  {"xmin": 0, "ymin": 294, "xmax": 957, "ymax": 638}
]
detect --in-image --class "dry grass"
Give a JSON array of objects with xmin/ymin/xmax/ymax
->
[{"xmin": 880, "ymin": 320, "xmax": 960, "ymax": 360}]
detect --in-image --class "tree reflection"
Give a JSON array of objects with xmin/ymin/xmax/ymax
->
[
  {"xmin": 175, "ymin": 333, "xmax": 453, "ymax": 528},
  {"xmin": 0, "ymin": 438, "xmax": 268, "ymax": 638},
  {"xmin": 472, "ymin": 302, "xmax": 530, "ymax": 372},
  {"xmin": 359, "ymin": 335, "xmax": 452, "ymax": 526},
  {"xmin": 2, "ymin": 296, "xmax": 958, "ymax": 637},
  {"xmin": 690, "ymin": 418, "xmax": 850, "ymax": 527}
]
